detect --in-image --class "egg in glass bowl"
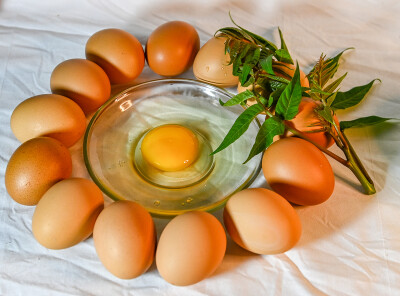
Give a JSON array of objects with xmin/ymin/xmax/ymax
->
[{"xmin": 83, "ymin": 79, "xmax": 262, "ymax": 217}]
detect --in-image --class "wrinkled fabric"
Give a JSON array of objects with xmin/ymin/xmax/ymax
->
[{"xmin": 0, "ymin": 0, "xmax": 399, "ymax": 295}]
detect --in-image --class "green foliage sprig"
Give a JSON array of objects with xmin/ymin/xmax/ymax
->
[{"xmin": 212, "ymin": 16, "xmax": 395, "ymax": 195}]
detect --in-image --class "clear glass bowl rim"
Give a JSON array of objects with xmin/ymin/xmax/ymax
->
[{"xmin": 83, "ymin": 78, "xmax": 262, "ymax": 217}]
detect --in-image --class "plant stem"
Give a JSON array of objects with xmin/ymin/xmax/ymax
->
[
  {"xmin": 329, "ymin": 109, "xmax": 376, "ymax": 195},
  {"xmin": 340, "ymin": 132, "xmax": 376, "ymax": 194},
  {"xmin": 286, "ymin": 126, "xmax": 348, "ymax": 165},
  {"xmin": 251, "ymin": 73, "xmax": 376, "ymax": 195},
  {"xmin": 287, "ymin": 122, "xmax": 376, "ymax": 194}
]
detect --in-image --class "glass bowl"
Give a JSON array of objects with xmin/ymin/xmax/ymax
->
[{"xmin": 83, "ymin": 79, "xmax": 262, "ymax": 217}]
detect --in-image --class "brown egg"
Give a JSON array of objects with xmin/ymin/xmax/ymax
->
[
  {"xmin": 156, "ymin": 211, "xmax": 226, "ymax": 286},
  {"xmin": 284, "ymin": 98, "xmax": 337, "ymax": 148},
  {"xmin": 50, "ymin": 59, "xmax": 111, "ymax": 113},
  {"xmin": 5, "ymin": 137, "xmax": 72, "ymax": 206},
  {"xmin": 224, "ymin": 188, "xmax": 302, "ymax": 254},
  {"xmin": 262, "ymin": 137, "xmax": 335, "ymax": 205},
  {"xmin": 146, "ymin": 21, "xmax": 200, "ymax": 76},
  {"xmin": 32, "ymin": 178, "xmax": 104, "ymax": 249},
  {"xmin": 93, "ymin": 201, "xmax": 156, "ymax": 279},
  {"xmin": 193, "ymin": 36, "xmax": 239, "ymax": 87},
  {"xmin": 85, "ymin": 28, "xmax": 145, "ymax": 84},
  {"xmin": 10, "ymin": 94, "xmax": 86, "ymax": 147}
]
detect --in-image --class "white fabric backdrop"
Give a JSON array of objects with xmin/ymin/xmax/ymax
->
[{"xmin": 1, "ymin": 0, "xmax": 399, "ymax": 295}]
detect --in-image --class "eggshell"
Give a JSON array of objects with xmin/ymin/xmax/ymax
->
[
  {"xmin": 85, "ymin": 28, "xmax": 145, "ymax": 84},
  {"xmin": 224, "ymin": 188, "xmax": 302, "ymax": 255},
  {"xmin": 50, "ymin": 59, "xmax": 111, "ymax": 113},
  {"xmin": 156, "ymin": 211, "xmax": 226, "ymax": 286},
  {"xmin": 5, "ymin": 137, "xmax": 72, "ymax": 206},
  {"xmin": 93, "ymin": 201, "xmax": 156, "ymax": 279},
  {"xmin": 146, "ymin": 21, "xmax": 200, "ymax": 76},
  {"xmin": 32, "ymin": 178, "xmax": 104, "ymax": 249},
  {"xmin": 10, "ymin": 94, "xmax": 86, "ymax": 147},
  {"xmin": 262, "ymin": 137, "xmax": 335, "ymax": 205},
  {"xmin": 193, "ymin": 36, "xmax": 239, "ymax": 87}
]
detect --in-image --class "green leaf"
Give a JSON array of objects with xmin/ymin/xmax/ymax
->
[
  {"xmin": 318, "ymin": 58, "xmax": 337, "ymax": 88},
  {"xmin": 254, "ymin": 77, "xmax": 269, "ymax": 91},
  {"xmin": 260, "ymin": 55, "xmax": 274, "ymax": 75},
  {"xmin": 326, "ymin": 91, "xmax": 338, "ymax": 106},
  {"xmin": 261, "ymin": 73, "xmax": 290, "ymax": 85},
  {"xmin": 317, "ymin": 105, "xmax": 334, "ymax": 124},
  {"xmin": 228, "ymin": 12, "xmax": 278, "ymax": 51},
  {"xmin": 242, "ymin": 75, "xmax": 255, "ymax": 87},
  {"xmin": 268, "ymin": 80, "xmax": 287, "ymax": 92},
  {"xmin": 240, "ymin": 49, "xmax": 260, "ymax": 85},
  {"xmin": 224, "ymin": 37, "xmax": 230, "ymax": 54},
  {"xmin": 244, "ymin": 47, "xmax": 261, "ymax": 66},
  {"xmin": 275, "ymin": 49, "xmax": 293, "ymax": 64},
  {"xmin": 232, "ymin": 43, "xmax": 251, "ymax": 75},
  {"xmin": 321, "ymin": 49, "xmax": 350, "ymax": 84},
  {"xmin": 244, "ymin": 117, "xmax": 285, "ymax": 163},
  {"xmin": 243, "ymin": 29, "xmax": 277, "ymax": 51},
  {"xmin": 259, "ymin": 49, "xmax": 272, "ymax": 60},
  {"xmin": 217, "ymin": 28, "xmax": 241, "ymax": 39},
  {"xmin": 309, "ymin": 93, "xmax": 320, "ymax": 101},
  {"xmin": 302, "ymin": 88, "xmax": 311, "ymax": 98},
  {"xmin": 326, "ymin": 47, "xmax": 353, "ymax": 76},
  {"xmin": 275, "ymin": 62, "xmax": 303, "ymax": 120},
  {"xmin": 331, "ymin": 79, "xmax": 380, "ymax": 109},
  {"xmin": 323, "ymin": 72, "xmax": 347, "ymax": 95},
  {"xmin": 340, "ymin": 116, "xmax": 394, "ymax": 130},
  {"xmin": 268, "ymin": 86, "xmax": 285, "ymax": 107},
  {"xmin": 267, "ymin": 95, "xmax": 274, "ymax": 107},
  {"xmin": 224, "ymin": 38, "xmax": 236, "ymax": 59},
  {"xmin": 277, "ymin": 27, "xmax": 293, "ymax": 64},
  {"xmin": 251, "ymin": 47, "xmax": 261, "ymax": 65},
  {"xmin": 240, "ymin": 63, "xmax": 252, "ymax": 85},
  {"xmin": 307, "ymin": 51, "xmax": 344, "ymax": 94},
  {"xmin": 223, "ymin": 90, "xmax": 254, "ymax": 106},
  {"xmin": 226, "ymin": 39, "xmax": 241, "ymax": 65},
  {"xmin": 309, "ymin": 48, "xmax": 353, "ymax": 91},
  {"xmin": 258, "ymin": 95, "xmax": 268, "ymax": 106},
  {"xmin": 309, "ymin": 87, "xmax": 334, "ymax": 97},
  {"xmin": 211, "ymin": 104, "xmax": 264, "ymax": 155},
  {"xmin": 217, "ymin": 27, "xmax": 253, "ymax": 42}
]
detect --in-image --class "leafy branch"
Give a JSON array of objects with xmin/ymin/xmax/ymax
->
[{"xmin": 213, "ymin": 19, "xmax": 395, "ymax": 195}]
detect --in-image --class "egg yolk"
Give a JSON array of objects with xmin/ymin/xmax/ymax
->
[{"xmin": 141, "ymin": 125, "xmax": 199, "ymax": 172}]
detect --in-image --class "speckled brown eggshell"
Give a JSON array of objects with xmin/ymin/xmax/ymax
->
[
  {"xmin": 262, "ymin": 137, "xmax": 335, "ymax": 205},
  {"xmin": 50, "ymin": 59, "xmax": 111, "ymax": 114},
  {"xmin": 5, "ymin": 137, "xmax": 72, "ymax": 206}
]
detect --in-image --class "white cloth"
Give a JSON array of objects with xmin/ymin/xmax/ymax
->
[{"xmin": 1, "ymin": 0, "xmax": 399, "ymax": 295}]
